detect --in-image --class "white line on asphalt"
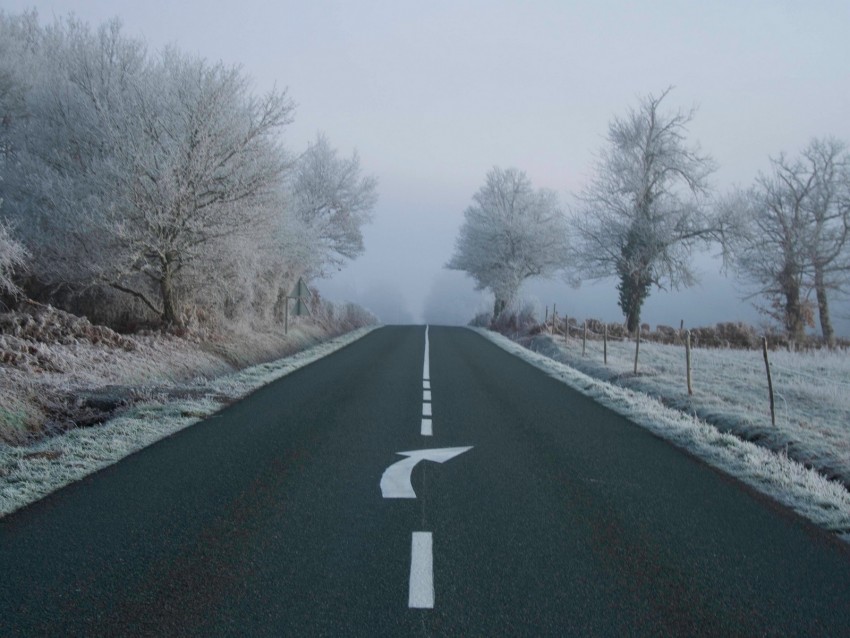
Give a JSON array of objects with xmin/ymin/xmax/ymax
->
[
  {"xmin": 409, "ymin": 532, "xmax": 434, "ymax": 609},
  {"xmin": 423, "ymin": 325, "xmax": 430, "ymax": 381},
  {"xmin": 423, "ymin": 380, "xmax": 430, "ymax": 389},
  {"xmin": 422, "ymin": 403, "xmax": 432, "ymax": 417},
  {"xmin": 421, "ymin": 418, "xmax": 432, "ymax": 436},
  {"xmin": 423, "ymin": 390, "xmax": 432, "ymax": 401}
]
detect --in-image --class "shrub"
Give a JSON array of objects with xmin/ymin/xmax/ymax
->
[
  {"xmin": 469, "ymin": 312, "xmax": 492, "ymax": 328},
  {"xmin": 0, "ymin": 219, "xmax": 27, "ymax": 300}
]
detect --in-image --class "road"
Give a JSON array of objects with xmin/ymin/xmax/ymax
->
[{"xmin": 2, "ymin": 325, "xmax": 850, "ymax": 636}]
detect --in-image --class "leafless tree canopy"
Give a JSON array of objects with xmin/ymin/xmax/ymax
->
[
  {"xmin": 0, "ymin": 11, "xmax": 376, "ymax": 330},
  {"xmin": 447, "ymin": 166, "xmax": 570, "ymax": 318},
  {"xmin": 571, "ymin": 88, "xmax": 719, "ymax": 334},
  {"xmin": 726, "ymin": 138, "xmax": 850, "ymax": 346}
]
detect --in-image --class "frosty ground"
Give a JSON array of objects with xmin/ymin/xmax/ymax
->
[
  {"xmin": 4, "ymin": 319, "xmax": 850, "ymax": 543},
  {"xmin": 0, "ymin": 301, "xmax": 375, "ymax": 517},
  {"xmin": 478, "ymin": 328, "xmax": 850, "ymax": 539}
]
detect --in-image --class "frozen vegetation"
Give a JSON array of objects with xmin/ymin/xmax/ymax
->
[
  {"xmin": 0, "ymin": 11, "xmax": 383, "ymax": 517},
  {"xmin": 477, "ymin": 327, "xmax": 850, "ymax": 538},
  {"xmin": 0, "ymin": 304, "xmax": 376, "ymax": 517}
]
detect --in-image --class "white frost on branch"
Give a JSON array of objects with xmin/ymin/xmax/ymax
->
[
  {"xmin": 447, "ymin": 166, "xmax": 570, "ymax": 318},
  {"xmin": 286, "ymin": 133, "xmax": 377, "ymax": 277}
]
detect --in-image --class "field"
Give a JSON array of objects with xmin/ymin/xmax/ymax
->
[{"xmin": 520, "ymin": 328, "xmax": 850, "ymax": 488}]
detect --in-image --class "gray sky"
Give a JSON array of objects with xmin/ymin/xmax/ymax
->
[{"xmin": 8, "ymin": 0, "xmax": 850, "ymax": 331}]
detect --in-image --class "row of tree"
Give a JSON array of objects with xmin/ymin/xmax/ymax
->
[
  {"xmin": 448, "ymin": 89, "xmax": 850, "ymax": 347},
  {"xmin": 0, "ymin": 11, "xmax": 376, "ymax": 330}
]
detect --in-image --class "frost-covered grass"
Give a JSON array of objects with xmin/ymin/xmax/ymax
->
[
  {"xmin": 476, "ymin": 328, "xmax": 850, "ymax": 538},
  {"xmin": 0, "ymin": 326, "xmax": 375, "ymax": 517},
  {"xmin": 522, "ymin": 330, "xmax": 850, "ymax": 487}
]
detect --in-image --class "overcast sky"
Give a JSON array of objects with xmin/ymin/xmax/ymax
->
[{"xmin": 7, "ymin": 0, "xmax": 850, "ymax": 332}]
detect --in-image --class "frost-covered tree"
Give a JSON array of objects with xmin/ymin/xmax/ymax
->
[
  {"xmin": 0, "ymin": 216, "xmax": 26, "ymax": 298},
  {"xmin": 2, "ymin": 15, "xmax": 293, "ymax": 327},
  {"xmin": 0, "ymin": 10, "xmax": 380, "ymax": 331},
  {"xmin": 726, "ymin": 178, "xmax": 812, "ymax": 345},
  {"xmin": 727, "ymin": 138, "xmax": 850, "ymax": 346},
  {"xmin": 103, "ymin": 52, "xmax": 293, "ymax": 326},
  {"xmin": 287, "ymin": 133, "xmax": 377, "ymax": 276},
  {"xmin": 447, "ymin": 166, "xmax": 570, "ymax": 318},
  {"xmin": 0, "ymin": 13, "xmax": 32, "ymax": 300},
  {"xmin": 0, "ymin": 12, "xmax": 31, "ymax": 162},
  {"xmin": 571, "ymin": 88, "xmax": 718, "ymax": 334},
  {"xmin": 2, "ymin": 15, "xmax": 149, "ymax": 302},
  {"xmin": 801, "ymin": 138, "xmax": 850, "ymax": 347}
]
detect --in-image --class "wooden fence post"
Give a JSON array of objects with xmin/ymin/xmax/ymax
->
[
  {"xmin": 551, "ymin": 304, "xmax": 556, "ymax": 335},
  {"xmin": 762, "ymin": 336, "xmax": 776, "ymax": 426},
  {"xmin": 582, "ymin": 320, "xmax": 587, "ymax": 357},
  {"xmin": 685, "ymin": 330, "xmax": 693, "ymax": 396},
  {"xmin": 634, "ymin": 325, "xmax": 641, "ymax": 374},
  {"xmin": 603, "ymin": 323, "xmax": 608, "ymax": 365}
]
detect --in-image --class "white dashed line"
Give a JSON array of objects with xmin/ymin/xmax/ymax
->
[
  {"xmin": 409, "ymin": 532, "xmax": 434, "ymax": 609},
  {"xmin": 423, "ymin": 390, "xmax": 432, "ymax": 401},
  {"xmin": 422, "ymin": 403, "xmax": 432, "ymax": 417},
  {"xmin": 423, "ymin": 325, "xmax": 430, "ymax": 380},
  {"xmin": 421, "ymin": 418, "xmax": 432, "ymax": 436}
]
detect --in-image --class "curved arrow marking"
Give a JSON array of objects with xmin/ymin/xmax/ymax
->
[{"xmin": 380, "ymin": 447, "xmax": 473, "ymax": 498}]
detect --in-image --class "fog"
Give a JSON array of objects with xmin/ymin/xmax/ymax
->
[{"xmin": 7, "ymin": 0, "xmax": 850, "ymax": 332}]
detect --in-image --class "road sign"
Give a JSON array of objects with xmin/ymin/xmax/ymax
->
[
  {"xmin": 284, "ymin": 277, "xmax": 313, "ymax": 333},
  {"xmin": 289, "ymin": 277, "xmax": 312, "ymax": 317}
]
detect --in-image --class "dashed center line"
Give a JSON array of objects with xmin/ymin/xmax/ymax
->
[
  {"xmin": 415, "ymin": 327, "xmax": 435, "ymax": 607},
  {"xmin": 409, "ymin": 532, "xmax": 434, "ymax": 608},
  {"xmin": 423, "ymin": 326, "xmax": 430, "ymax": 381},
  {"xmin": 422, "ymin": 327, "xmax": 432, "ymax": 435}
]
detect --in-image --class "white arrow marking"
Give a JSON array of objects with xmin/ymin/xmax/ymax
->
[{"xmin": 380, "ymin": 447, "xmax": 473, "ymax": 498}]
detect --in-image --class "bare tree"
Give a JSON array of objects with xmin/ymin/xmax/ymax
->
[
  {"xmin": 571, "ymin": 88, "xmax": 718, "ymax": 334},
  {"xmin": 2, "ymin": 16, "xmax": 150, "ymax": 302},
  {"xmin": 0, "ymin": 11, "xmax": 33, "ymax": 163},
  {"xmin": 108, "ymin": 52, "xmax": 293, "ymax": 326},
  {"xmin": 727, "ymin": 139, "xmax": 850, "ymax": 346},
  {"xmin": 2, "ymin": 16, "xmax": 293, "ymax": 327},
  {"xmin": 447, "ymin": 166, "xmax": 570, "ymax": 318},
  {"xmin": 0, "ymin": 15, "xmax": 29, "ymax": 299},
  {"xmin": 0, "ymin": 216, "xmax": 26, "ymax": 298},
  {"xmin": 1, "ymin": 11, "xmax": 380, "ymax": 331},
  {"xmin": 802, "ymin": 138, "xmax": 850, "ymax": 347},
  {"xmin": 726, "ymin": 177, "xmax": 812, "ymax": 345},
  {"xmin": 286, "ymin": 133, "xmax": 377, "ymax": 277}
]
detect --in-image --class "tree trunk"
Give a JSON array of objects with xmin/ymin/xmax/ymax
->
[
  {"xmin": 618, "ymin": 270, "xmax": 651, "ymax": 336},
  {"xmin": 783, "ymin": 276, "xmax": 805, "ymax": 348},
  {"xmin": 493, "ymin": 297, "xmax": 507, "ymax": 318},
  {"xmin": 814, "ymin": 267, "xmax": 835, "ymax": 348},
  {"xmin": 160, "ymin": 262, "xmax": 182, "ymax": 328}
]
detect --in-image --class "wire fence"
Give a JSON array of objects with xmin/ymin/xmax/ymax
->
[{"xmin": 536, "ymin": 308, "xmax": 850, "ymax": 427}]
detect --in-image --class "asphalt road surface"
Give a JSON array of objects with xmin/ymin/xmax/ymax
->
[{"xmin": 2, "ymin": 325, "xmax": 850, "ymax": 636}]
